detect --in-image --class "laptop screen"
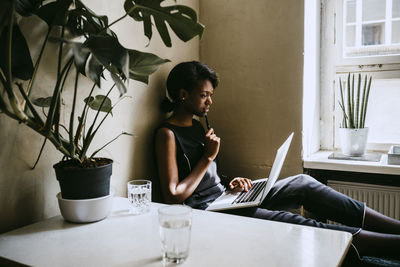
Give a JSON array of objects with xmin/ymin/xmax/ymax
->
[{"xmin": 259, "ymin": 132, "xmax": 294, "ymax": 199}]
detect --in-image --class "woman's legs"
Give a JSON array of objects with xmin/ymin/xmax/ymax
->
[
  {"xmin": 350, "ymin": 207, "xmax": 400, "ymax": 259},
  {"xmin": 264, "ymin": 174, "xmax": 365, "ymax": 227},
  {"xmin": 363, "ymin": 207, "xmax": 400, "ymax": 234},
  {"xmin": 260, "ymin": 174, "xmax": 400, "ymax": 259},
  {"xmin": 352, "ymin": 230, "xmax": 400, "ymax": 259},
  {"xmin": 223, "ymin": 206, "xmax": 360, "ymax": 232}
]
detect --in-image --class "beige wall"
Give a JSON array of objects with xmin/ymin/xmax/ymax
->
[
  {"xmin": 0, "ymin": 0, "xmax": 305, "ymax": 233},
  {"xmin": 0, "ymin": 0, "xmax": 199, "ymax": 233},
  {"xmin": 199, "ymin": 0, "xmax": 304, "ymax": 179}
]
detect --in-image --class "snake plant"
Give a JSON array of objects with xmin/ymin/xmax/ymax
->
[
  {"xmin": 338, "ymin": 73, "xmax": 372, "ymax": 129},
  {"xmin": 0, "ymin": 0, "xmax": 204, "ymax": 168}
]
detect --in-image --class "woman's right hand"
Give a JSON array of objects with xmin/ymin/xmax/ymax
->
[{"xmin": 203, "ymin": 128, "xmax": 220, "ymax": 161}]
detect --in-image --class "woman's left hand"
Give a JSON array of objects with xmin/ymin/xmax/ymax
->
[{"xmin": 229, "ymin": 177, "xmax": 253, "ymax": 192}]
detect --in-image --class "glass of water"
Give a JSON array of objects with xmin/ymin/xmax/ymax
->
[
  {"xmin": 127, "ymin": 180, "xmax": 151, "ymax": 214},
  {"xmin": 158, "ymin": 205, "xmax": 192, "ymax": 264}
]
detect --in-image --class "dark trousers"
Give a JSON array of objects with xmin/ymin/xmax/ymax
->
[{"xmin": 222, "ymin": 174, "xmax": 365, "ymax": 235}]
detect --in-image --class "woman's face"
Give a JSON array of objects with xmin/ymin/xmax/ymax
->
[{"xmin": 183, "ymin": 79, "xmax": 214, "ymax": 117}]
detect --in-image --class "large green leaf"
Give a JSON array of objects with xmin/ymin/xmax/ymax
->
[
  {"xmin": 72, "ymin": 43, "xmax": 104, "ymax": 87},
  {"xmin": 84, "ymin": 95, "xmax": 112, "ymax": 114},
  {"xmin": 0, "ymin": 0, "xmax": 12, "ymax": 42},
  {"xmin": 35, "ymin": 0, "xmax": 71, "ymax": 26},
  {"xmin": 124, "ymin": 0, "xmax": 204, "ymax": 47},
  {"xmin": 110, "ymin": 72, "xmax": 128, "ymax": 96},
  {"xmin": 87, "ymin": 55, "xmax": 103, "ymax": 87},
  {"xmin": 15, "ymin": 0, "xmax": 42, "ymax": 17},
  {"xmin": 72, "ymin": 43, "xmax": 90, "ymax": 75},
  {"xmin": 128, "ymin": 49, "xmax": 169, "ymax": 84},
  {"xmin": 85, "ymin": 35, "xmax": 129, "ymax": 95},
  {"xmin": 85, "ymin": 35, "xmax": 128, "ymax": 78},
  {"xmin": 66, "ymin": 0, "xmax": 112, "ymax": 37},
  {"xmin": 0, "ymin": 25, "xmax": 33, "ymax": 80}
]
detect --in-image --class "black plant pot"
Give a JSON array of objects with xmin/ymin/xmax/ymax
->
[{"xmin": 54, "ymin": 159, "xmax": 113, "ymax": 200}]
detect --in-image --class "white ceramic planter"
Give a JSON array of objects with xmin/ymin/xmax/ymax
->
[
  {"xmin": 56, "ymin": 189, "xmax": 114, "ymax": 223},
  {"xmin": 339, "ymin": 128, "xmax": 369, "ymax": 156}
]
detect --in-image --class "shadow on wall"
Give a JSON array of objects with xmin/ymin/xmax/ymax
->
[{"xmin": 129, "ymin": 71, "xmax": 168, "ymax": 203}]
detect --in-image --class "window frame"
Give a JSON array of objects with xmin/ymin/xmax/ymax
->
[
  {"xmin": 337, "ymin": 0, "xmax": 400, "ymax": 65},
  {"xmin": 318, "ymin": 0, "xmax": 400, "ymax": 154}
]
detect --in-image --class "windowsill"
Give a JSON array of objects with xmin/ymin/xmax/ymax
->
[{"xmin": 303, "ymin": 151, "xmax": 400, "ymax": 175}]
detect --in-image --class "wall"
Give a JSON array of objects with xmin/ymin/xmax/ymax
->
[
  {"xmin": 0, "ymin": 0, "xmax": 199, "ymax": 233},
  {"xmin": 1, "ymin": 0, "xmax": 306, "ymax": 233},
  {"xmin": 199, "ymin": 0, "xmax": 304, "ymax": 179}
]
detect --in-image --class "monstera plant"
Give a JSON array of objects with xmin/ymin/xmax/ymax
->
[{"xmin": 0, "ymin": 0, "xmax": 204, "ymax": 200}]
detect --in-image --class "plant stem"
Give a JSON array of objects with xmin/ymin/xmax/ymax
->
[
  {"xmin": 44, "ymin": 57, "xmax": 73, "ymax": 134},
  {"xmin": 0, "ymin": 73, "xmax": 19, "ymax": 120},
  {"xmin": 57, "ymin": 26, "xmax": 65, "ymax": 78},
  {"xmin": 90, "ymin": 132, "xmax": 132, "ymax": 158},
  {"xmin": 0, "ymin": 93, "xmax": 19, "ymax": 120},
  {"xmin": 4, "ymin": 7, "xmax": 28, "ymax": 121},
  {"xmin": 16, "ymin": 82, "xmax": 43, "ymax": 125},
  {"xmin": 31, "ymin": 137, "xmax": 47, "ymax": 169},
  {"xmin": 69, "ymin": 70, "xmax": 79, "ymax": 158},
  {"xmin": 74, "ymin": 82, "xmax": 96, "ymax": 147},
  {"xmin": 24, "ymin": 27, "xmax": 52, "ymax": 113},
  {"xmin": 99, "ymin": 4, "xmax": 138, "ymax": 34},
  {"xmin": 105, "ymin": 14, "xmax": 128, "ymax": 31},
  {"xmin": 80, "ymin": 84, "xmax": 115, "ymax": 161}
]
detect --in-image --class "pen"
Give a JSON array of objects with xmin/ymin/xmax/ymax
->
[{"xmin": 205, "ymin": 114, "xmax": 211, "ymax": 130}]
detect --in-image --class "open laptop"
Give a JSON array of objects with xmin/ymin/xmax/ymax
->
[{"xmin": 206, "ymin": 132, "xmax": 294, "ymax": 211}]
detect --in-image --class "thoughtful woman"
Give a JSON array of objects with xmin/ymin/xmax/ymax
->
[{"xmin": 154, "ymin": 61, "xmax": 400, "ymax": 260}]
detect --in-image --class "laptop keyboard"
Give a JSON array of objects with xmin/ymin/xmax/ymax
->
[{"xmin": 232, "ymin": 180, "xmax": 267, "ymax": 204}]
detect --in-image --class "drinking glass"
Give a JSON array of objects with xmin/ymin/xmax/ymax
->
[
  {"xmin": 158, "ymin": 205, "xmax": 192, "ymax": 264},
  {"xmin": 127, "ymin": 180, "xmax": 151, "ymax": 214}
]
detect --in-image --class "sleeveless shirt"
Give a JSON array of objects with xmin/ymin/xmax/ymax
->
[{"xmin": 156, "ymin": 119, "xmax": 224, "ymax": 209}]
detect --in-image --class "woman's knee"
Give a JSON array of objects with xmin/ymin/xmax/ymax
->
[
  {"xmin": 290, "ymin": 174, "xmax": 318, "ymax": 186},
  {"xmin": 285, "ymin": 174, "xmax": 323, "ymax": 195}
]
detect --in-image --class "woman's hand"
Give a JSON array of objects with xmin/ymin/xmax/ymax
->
[
  {"xmin": 203, "ymin": 128, "xmax": 220, "ymax": 161},
  {"xmin": 229, "ymin": 177, "xmax": 253, "ymax": 192}
]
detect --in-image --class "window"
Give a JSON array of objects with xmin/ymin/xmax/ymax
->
[
  {"xmin": 343, "ymin": 0, "xmax": 400, "ymax": 57},
  {"xmin": 304, "ymin": 0, "xmax": 400, "ymax": 158}
]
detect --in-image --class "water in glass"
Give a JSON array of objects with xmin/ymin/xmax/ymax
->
[
  {"xmin": 160, "ymin": 219, "xmax": 191, "ymax": 263},
  {"xmin": 127, "ymin": 180, "xmax": 151, "ymax": 214},
  {"xmin": 158, "ymin": 205, "xmax": 192, "ymax": 264}
]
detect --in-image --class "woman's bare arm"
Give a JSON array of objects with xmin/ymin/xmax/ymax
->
[{"xmin": 155, "ymin": 127, "xmax": 219, "ymax": 203}]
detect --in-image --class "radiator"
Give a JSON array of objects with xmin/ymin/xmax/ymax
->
[{"xmin": 327, "ymin": 180, "xmax": 400, "ymax": 220}]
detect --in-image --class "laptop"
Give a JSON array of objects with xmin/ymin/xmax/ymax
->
[{"xmin": 206, "ymin": 132, "xmax": 294, "ymax": 211}]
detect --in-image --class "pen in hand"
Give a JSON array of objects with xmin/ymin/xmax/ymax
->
[{"xmin": 205, "ymin": 114, "xmax": 211, "ymax": 130}]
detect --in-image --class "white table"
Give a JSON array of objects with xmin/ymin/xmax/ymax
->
[{"xmin": 0, "ymin": 197, "xmax": 352, "ymax": 267}]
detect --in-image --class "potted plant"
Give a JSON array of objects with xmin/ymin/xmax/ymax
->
[
  {"xmin": 338, "ymin": 73, "xmax": 372, "ymax": 156},
  {"xmin": 0, "ymin": 0, "xmax": 203, "ymax": 220}
]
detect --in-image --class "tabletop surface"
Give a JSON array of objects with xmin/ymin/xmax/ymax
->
[{"xmin": 0, "ymin": 197, "xmax": 352, "ymax": 267}]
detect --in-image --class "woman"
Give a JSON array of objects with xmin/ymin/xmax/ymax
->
[{"xmin": 154, "ymin": 61, "xmax": 400, "ymax": 260}]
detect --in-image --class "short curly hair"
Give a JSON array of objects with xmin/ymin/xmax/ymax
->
[{"xmin": 161, "ymin": 61, "xmax": 219, "ymax": 113}]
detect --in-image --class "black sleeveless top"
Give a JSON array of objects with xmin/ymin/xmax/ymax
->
[{"xmin": 156, "ymin": 119, "xmax": 224, "ymax": 209}]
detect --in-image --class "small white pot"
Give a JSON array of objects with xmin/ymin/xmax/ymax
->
[
  {"xmin": 56, "ymin": 189, "xmax": 114, "ymax": 223},
  {"xmin": 339, "ymin": 128, "xmax": 369, "ymax": 156}
]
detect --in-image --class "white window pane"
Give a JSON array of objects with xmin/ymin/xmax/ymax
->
[
  {"xmin": 365, "ymin": 79, "xmax": 400, "ymax": 144},
  {"xmin": 393, "ymin": 21, "xmax": 400, "ymax": 43},
  {"xmin": 363, "ymin": 0, "xmax": 385, "ymax": 21},
  {"xmin": 362, "ymin": 23, "xmax": 385, "ymax": 45},
  {"xmin": 394, "ymin": 0, "xmax": 400, "ymax": 18},
  {"xmin": 346, "ymin": 25, "xmax": 356, "ymax": 46},
  {"xmin": 346, "ymin": 0, "xmax": 356, "ymax": 22}
]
